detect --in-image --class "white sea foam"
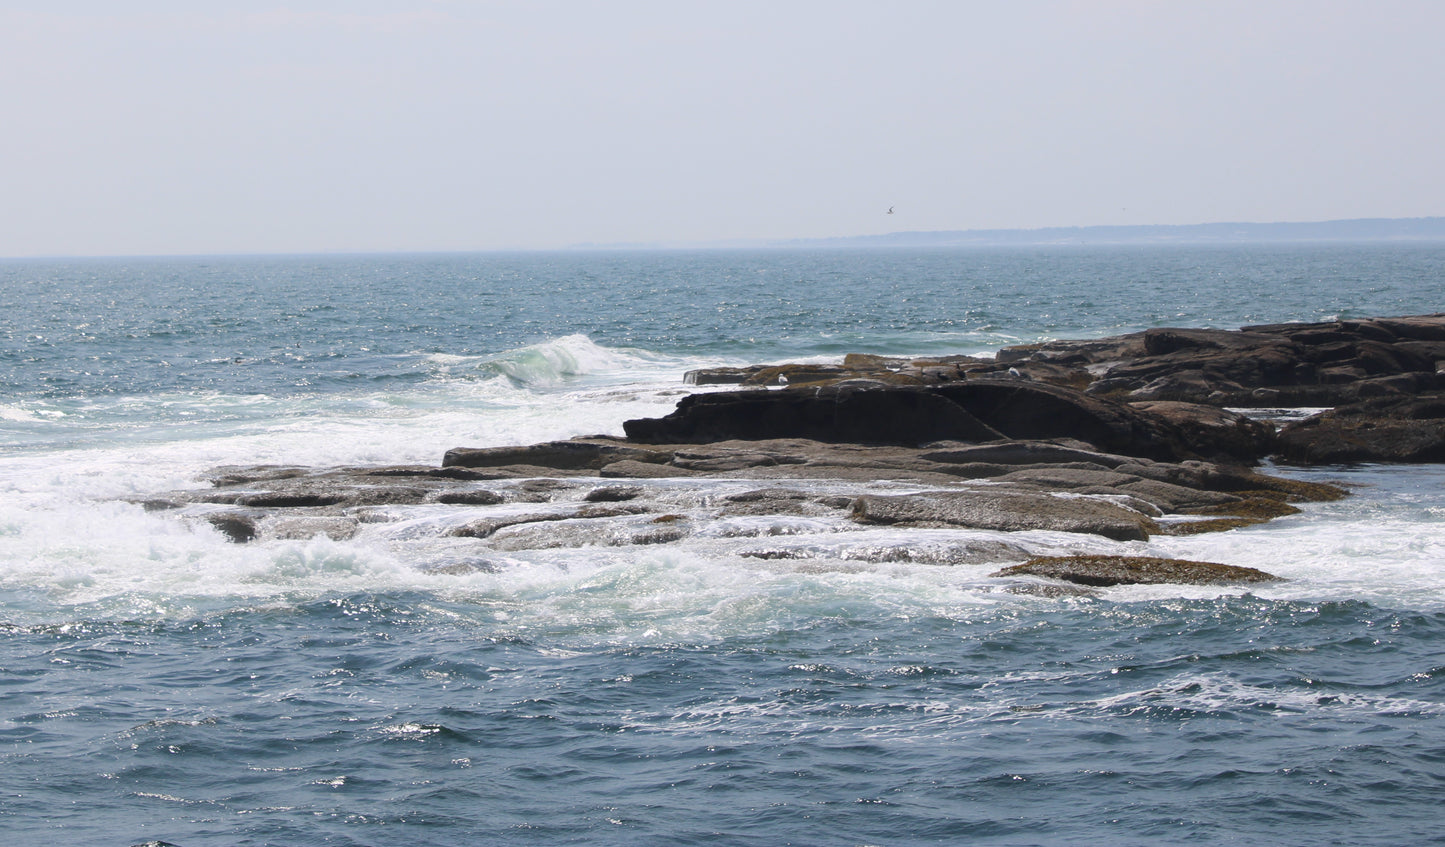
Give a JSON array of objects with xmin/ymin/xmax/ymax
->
[
  {"xmin": 4, "ymin": 336, "xmax": 1445, "ymax": 630},
  {"xmin": 422, "ymin": 334, "xmax": 704, "ymax": 389},
  {"xmin": 1145, "ymin": 467, "xmax": 1445, "ymax": 609},
  {"xmin": 0, "ymin": 337, "xmax": 705, "ymax": 622},
  {"xmin": 1078, "ymin": 670, "xmax": 1445, "ymax": 719},
  {"xmin": 4, "ymin": 458, "xmax": 1443, "ymax": 630},
  {"xmin": 0, "ymin": 403, "xmax": 64, "ymax": 423}
]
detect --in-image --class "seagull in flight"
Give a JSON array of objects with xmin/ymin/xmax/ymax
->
[{"xmin": 887, "ymin": 206, "xmax": 894, "ymax": 215}]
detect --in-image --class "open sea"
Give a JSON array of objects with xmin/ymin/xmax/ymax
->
[{"xmin": 2, "ymin": 243, "xmax": 1444, "ymax": 846}]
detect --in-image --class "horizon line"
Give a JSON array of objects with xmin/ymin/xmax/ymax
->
[{"xmin": 4, "ymin": 215, "xmax": 1444, "ymax": 262}]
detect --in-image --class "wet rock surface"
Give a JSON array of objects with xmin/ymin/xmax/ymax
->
[
  {"xmin": 851, "ymin": 490, "xmax": 1158, "ymax": 542},
  {"xmin": 991, "ymin": 555, "xmax": 1282, "ymax": 586},
  {"xmin": 136, "ymin": 319, "xmax": 1445, "ymax": 585},
  {"xmin": 142, "ymin": 434, "xmax": 1341, "ymax": 579}
]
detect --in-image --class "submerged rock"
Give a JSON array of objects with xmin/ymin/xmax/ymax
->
[
  {"xmin": 449, "ymin": 504, "xmax": 648, "ymax": 539},
  {"xmin": 739, "ymin": 537, "xmax": 1031, "ymax": 566},
  {"xmin": 584, "ymin": 485, "xmax": 645, "ymax": 502},
  {"xmin": 418, "ymin": 557, "xmax": 504, "ymax": 575},
  {"xmin": 992, "ymin": 555, "xmax": 1280, "ymax": 586},
  {"xmin": 266, "ymin": 516, "xmax": 361, "ymax": 541}
]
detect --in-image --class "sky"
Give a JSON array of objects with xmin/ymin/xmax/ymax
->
[{"xmin": 2, "ymin": 0, "xmax": 1443, "ymax": 257}]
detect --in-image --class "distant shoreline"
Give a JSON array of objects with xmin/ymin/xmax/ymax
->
[
  {"xmin": 780, "ymin": 216, "xmax": 1445, "ymax": 248},
  {"xmin": 570, "ymin": 216, "xmax": 1445, "ymax": 251},
  {"xmin": 8, "ymin": 217, "xmax": 1445, "ymax": 261}
]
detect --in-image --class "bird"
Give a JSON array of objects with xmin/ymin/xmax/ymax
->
[{"xmin": 887, "ymin": 206, "xmax": 894, "ymax": 215}]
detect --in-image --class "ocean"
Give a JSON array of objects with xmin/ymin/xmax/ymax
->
[{"xmin": 2, "ymin": 243, "xmax": 1443, "ymax": 846}]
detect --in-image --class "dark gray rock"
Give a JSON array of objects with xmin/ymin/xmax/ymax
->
[
  {"xmin": 206, "ymin": 512, "xmax": 258, "ymax": 543},
  {"xmin": 1112, "ymin": 478, "xmax": 1242, "ymax": 512},
  {"xmin": 995, "ymin": 333, "xmax": 1148, "ymax": 365},
  {"xmin": 1002, "ymin": 314, "xmax": 1445, "ymax": 408},
  {"xmin": 624, "ymin": 382, "xmax": 1005, "ymax": 446},
  {"xmin": 739, "ymin": 537, "xmax": 1031, "ymax": 565},
  {"xmin": 930, "ymin": 380, "xmax": 1183, "ymax": 459},
  {"xmin": 1130, "ymin": 400, "xmax": 1276, "ymax": 462},
  {"xmin": 1276, "ymin": 393, "xmax": 1445, "ymax": 463}
]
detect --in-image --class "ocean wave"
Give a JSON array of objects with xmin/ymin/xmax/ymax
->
[
  {"xmin": 0, "ymin": 403, "xmax": 69, "ymax": 424},
  {"xmin": 421, "ymin": 334, "xmax": 699, "ymax": 389}
]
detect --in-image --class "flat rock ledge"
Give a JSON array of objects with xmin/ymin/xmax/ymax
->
[
  {"xmin": 141, "ymin": 436, "xmax": 1345, "ymax": 555},
  {"xmin": 851, "ymin": 490, "xmax": 1156, "ymax": 542},
  {"xmin": 992, "ymin": 555, "xmax": 1281, "ymax": 587}
]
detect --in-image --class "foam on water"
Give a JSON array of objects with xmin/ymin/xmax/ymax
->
[
  {"xmin": 4, "ymin": 248, "xmax": 1445, "ymax": 846},
  {"xmin": 1149, "ymin": 465, "xmax": 1445, "ymax": 609},
  {"xmin": 1077, "ymin": 670, "xmax": 1445, "ymax": 720},
  {"xmin": 3, "ymin": 462, "xmax": 1439, "ymax": 638}
]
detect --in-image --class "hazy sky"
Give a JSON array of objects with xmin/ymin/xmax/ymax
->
[{"xmin": 3, "ymin": 0, "xmax": 1443, "ymax": 256}]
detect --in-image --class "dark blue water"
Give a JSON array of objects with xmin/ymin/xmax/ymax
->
[
  {"xmin": 2, "ymin": 244, "xmax": 1444, "ymax": 845},
  {"xmin": 4, "ymin": 244, "xmax": 1442, "ymax": 399},
  {"xmin": 5, "ymin": 592, "xmax": 1443, "ymax": 846}
]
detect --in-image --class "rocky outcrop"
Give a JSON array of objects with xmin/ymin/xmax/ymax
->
[
  {"xmin": 680, "ymin": 314, "xmax": 1445, "ymax": 409},
  {"xmin": 139, "ymin": 318, "xmax": 1441, "ymax": 581},
  {"xmin": 668, "ymin": 315, "xmax": 1445, "ymax": 466},
  {"xmin": 1014, "ymin": 315, "xmax": 1445, "ymax": 406},
  {"xmin": 1275, "ymin": 393, "xmax": 1445, "ymax": 463},
  {"xmin": 141, "ymin": 436, "xmax": 1344, "ymax": 551},
  {"xmin": 626, "ymin": 378, "xmax": 1284, "ymax": 464}
]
